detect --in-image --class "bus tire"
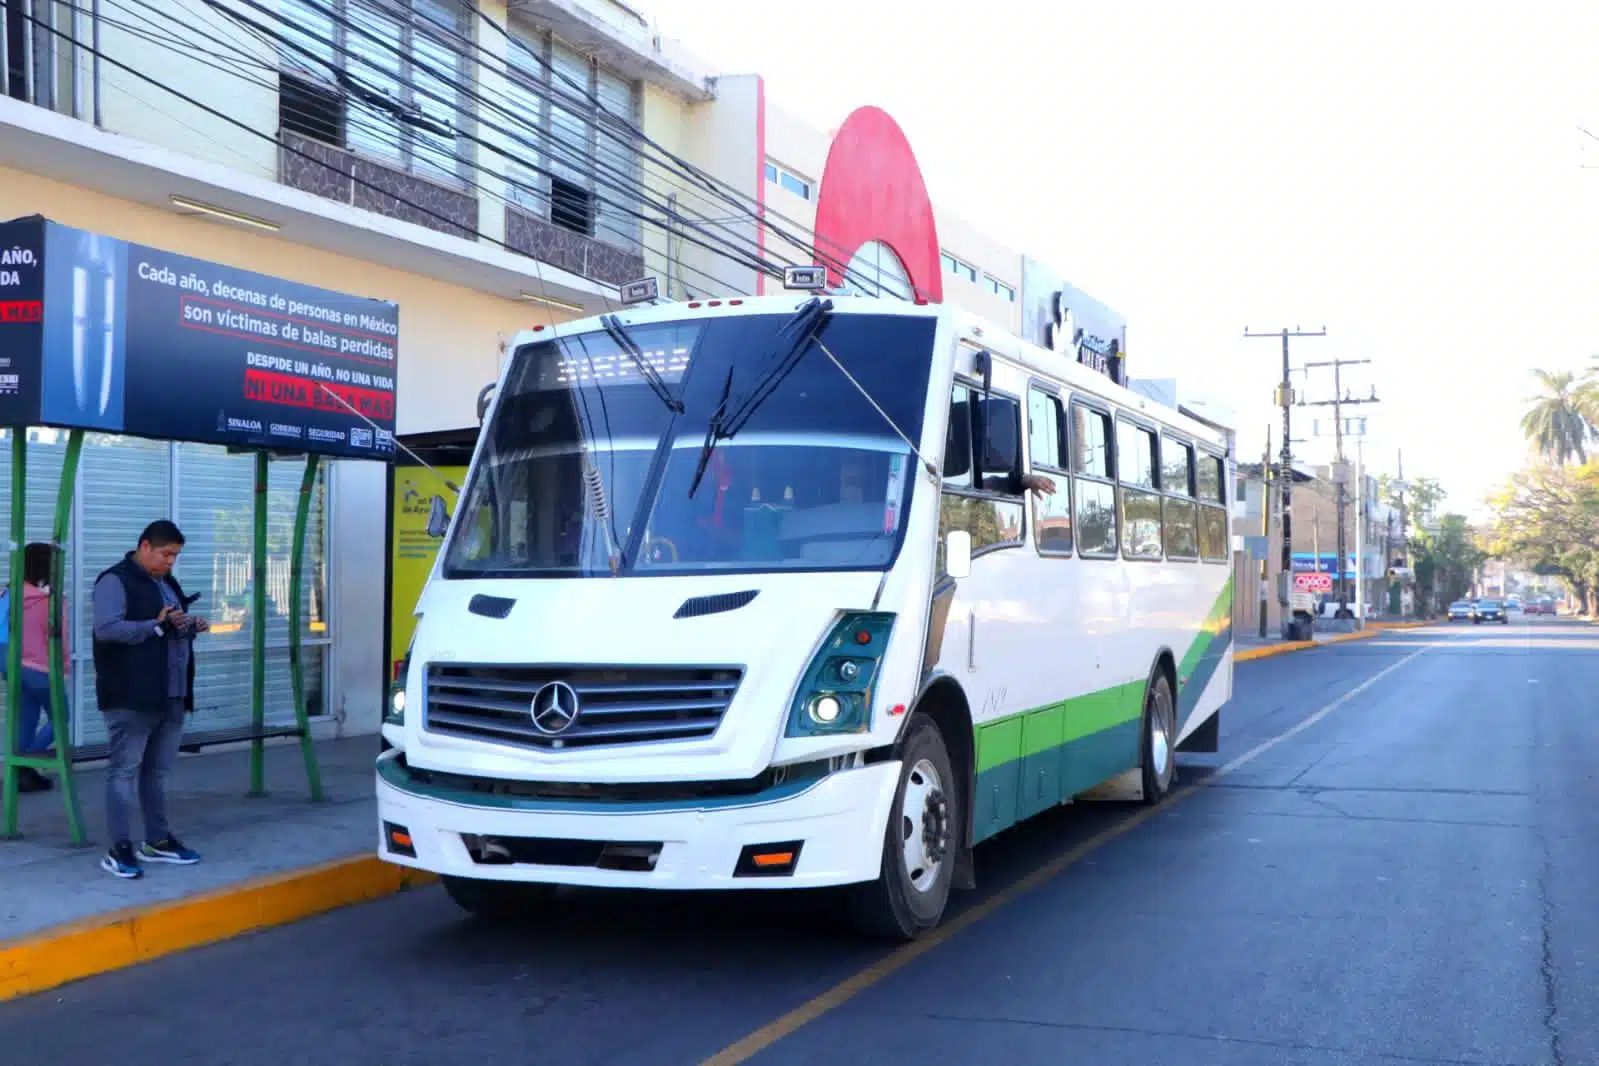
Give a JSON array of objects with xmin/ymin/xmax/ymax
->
[
  {"xmin": 850, "ymin": 714, "xmax": 958, "ymax": 941},
  {"xmin": 441, "ymin": 875, "xmax": 555, "ymax": 922},
  {"xmin": 1139, "ymin": 671, "xmax": 1177, "ymax": 805}
]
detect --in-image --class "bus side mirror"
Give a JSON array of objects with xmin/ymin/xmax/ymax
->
[
  {"xmin": 426, "ymin": 495, "xmax": 451, "ymax": 538},
  {"xmin": 946, "ymin": 530, "xmax": 972, "ymax": 580},
  {"xmin": 476, "ymin": 383, "xmax": 496, "ymax": 424}
]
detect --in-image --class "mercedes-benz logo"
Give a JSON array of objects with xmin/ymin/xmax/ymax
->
[{"xmin": 530, "ymin": 680, "xmax": 580, "ymax": 735}]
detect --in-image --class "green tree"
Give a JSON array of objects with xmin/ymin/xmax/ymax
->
[
  {"xmin": 1412, "ymin": 514, "xmax": 1488, "ymax": 612},
  {"xmin": 1379, "ymin": 474, "xmax": 1445, "ymax": 530},
  {"xmin": 1520, "ymin": 369, "xmax": 1594, "ymax": 466},
  {"xmin": 1488, "ymin": 459, "xmax": 1599, "ymax": 617}
]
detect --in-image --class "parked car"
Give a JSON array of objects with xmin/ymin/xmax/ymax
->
[
  {"xmin": 1448, "ymin": 600, "xmax": 1475, "ymax": 622},
  {"xmin": 1473, "ymin": 599, "xmax": 1508, "ymax": 624}
]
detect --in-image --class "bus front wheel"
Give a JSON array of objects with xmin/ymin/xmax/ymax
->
[
  {"xmin": 1139, "ymin": 671, "xmax": 1178, "ymax": 804},
  {"xmin": 441, "ymin": 875, "xmax": 555, "ymax": 922},
  {"xmin": 850, "ymin": 714, "xmax": 959, "ymax": 941}
]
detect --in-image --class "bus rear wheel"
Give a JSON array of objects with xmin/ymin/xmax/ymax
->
[
  {"xmin": 1139, "ymin": 672, "xmax": 1178, "ymax": 804},
  {"xmin": 441, "ymin": 875, "xmax": 555, "ymax": 922},
  {"xmin": 850, "ymin": 715, "xmax": 959, "ymax": 941}
]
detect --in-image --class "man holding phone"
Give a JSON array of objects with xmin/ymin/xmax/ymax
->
[{"xmin": 91, "ymin": 520, "xmax": 211, "ymax": 880}]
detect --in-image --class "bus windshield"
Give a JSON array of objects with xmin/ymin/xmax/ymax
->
[{"xmin": 442, "ymin": 310, "xmax": 937, "ymax": 579}]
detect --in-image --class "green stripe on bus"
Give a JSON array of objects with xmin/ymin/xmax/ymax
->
[
  {"xmin": 974, "ymin": 680, "xmax": 1145, "ymax": 774},
  {"xmin": 968, "ymin": 577, "xmax": 1235, "ymax": 841}
]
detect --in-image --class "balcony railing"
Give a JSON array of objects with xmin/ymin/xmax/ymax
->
[{"xmin": 2, "ymin": 0, "xmax": 100, "ymax": 123}]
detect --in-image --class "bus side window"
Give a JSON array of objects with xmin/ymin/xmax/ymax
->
[
  {"xmin": 1028, "ymin": 388, "xmax": 1073, "ymax": 555},
  {"xmin": 1197, "ymin": 452, "xmax": 1229, "ymax": 562},
  {"xmin": 1116, "ymin": 419, "xmax": 1163, "ymax": 560},
  {"xmin": 1071, "ymin": 404, "xmax": 1118, "ymax": 556},
  {"xmin": 1161, "ymin": 434, "xmax": 1199, "ymax": 560}
]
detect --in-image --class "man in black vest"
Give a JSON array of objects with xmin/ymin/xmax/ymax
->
[{"xmin": 91, "ymin": 520, "xmax": 210, "ymax": 880}]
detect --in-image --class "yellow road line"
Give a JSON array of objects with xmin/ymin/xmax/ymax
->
[
  {"xmin": 0, "ymin": 856, "xmax": 435, "ymax": 1002},
  {"xmin": 699, "ymin": 643, "xmax": 1433, "ymax": 1066}
]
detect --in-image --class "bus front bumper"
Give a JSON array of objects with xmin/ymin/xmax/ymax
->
[{"xmin": 374, "ymin": 751, "xmax": 899, "ymax": 890}]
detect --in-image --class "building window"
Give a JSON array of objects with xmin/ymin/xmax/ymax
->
[
  {"xmin": 983, "ymin": 274, "xmax": 1016, "ymax": 302},
  {"xmin": 940, "ymin": 252, "xmax": 977, "ymax": 284},
  {"xmin": 841, "ymin": 240, "xmax": 914, "ymax": 300},
  {"xmin": 279, "ymin": 0, "xmax": 472, "ymax": 184},
  {"xmin": 763, "ymin": 159, "xmax": 812, "ymax": 201},
  {"xmin": 503, "ymin": 28, "xmax": 641, "ymax": 248}
]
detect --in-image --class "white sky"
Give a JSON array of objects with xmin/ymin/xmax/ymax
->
[{"xmin": 651, "ymin": 0, "xmax": 1599, "ymax": 516}]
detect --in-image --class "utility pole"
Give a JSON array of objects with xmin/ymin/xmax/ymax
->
[
  {"xmin": 1304, "ymin": 357, "xmax": 1379, "ymax": 618},
  {"xmin": 1245, "ymin": 326, "xmax": 1324, "ymax": 639},
  {"xmin": 1396, "ymin": 448, "xmax": 1408, "ymax": 567},
  {"xmin": 1259, "ymin": 425, "xmax": 1272, "ymax": 639},
  {"xmin": 1355, "ymin": 437, "xmax": 1365, "ymax": 625}
]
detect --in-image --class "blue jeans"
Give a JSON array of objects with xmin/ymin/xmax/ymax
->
[
  {"xmin": 13, "ymin": 667, "xmax": 57, "ymax": 754},
  {"xmin": 103, "ymin": 701, "xmax": 185, "ymax": 846}
]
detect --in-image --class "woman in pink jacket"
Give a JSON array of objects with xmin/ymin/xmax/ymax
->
[{"xmin": 11, "ymin": 543, "xmax": 68, "ymax": 793}]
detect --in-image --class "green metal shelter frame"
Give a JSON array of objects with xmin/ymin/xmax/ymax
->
[{"xmin": 1, "ymin": 429, "xmax": 325, "ymax": 845}]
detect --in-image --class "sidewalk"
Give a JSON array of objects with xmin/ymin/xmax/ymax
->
[{"xmin": 0, "ymin": 735, "xmax": 421, "ymax": 1000}]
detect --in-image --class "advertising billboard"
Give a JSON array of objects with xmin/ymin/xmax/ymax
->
[
  {"xmin": 1019, "ymin": 256, "xmax": 1128, "ymax": 387},
  {"xmin": 0, "ymin": 216, "xmax": 398, "ymax": 459},
  {"xmin": 389, "ymin": 463, "xmax": 464, "ymax": 680}
]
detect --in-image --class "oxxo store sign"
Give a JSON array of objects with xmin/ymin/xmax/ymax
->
[{"xmin": 0, "ymin": 215, "xmax": 398, "ymax": 455}]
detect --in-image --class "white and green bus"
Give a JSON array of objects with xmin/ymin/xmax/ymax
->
[{"xmin": 377, "ymin": 285, "xmax": 1235, "ymax": 939}]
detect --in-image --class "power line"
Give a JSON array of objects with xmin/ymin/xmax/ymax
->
[
  {"xmin": 245, "ymin": 0, "xmax": 883, "ymax": 291},
  {"xmin": 64, "ymin": 0, "xmax": 792, "ymax": 296},
  {"xmin": 209, "ymin": 0, "xmax": 871, "ymax": 291}
]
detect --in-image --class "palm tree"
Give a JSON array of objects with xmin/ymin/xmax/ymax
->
[
  {"xmin": 1521, "ymin": 370, "xmax": 1592, "ymax": 465},
  {"xmin": 1580, "ymin": 364, "xmax": 1599, "ymax": 437}
]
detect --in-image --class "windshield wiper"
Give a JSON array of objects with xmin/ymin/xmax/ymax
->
[
  {"xmin": 685, "ymin": 297, "xmax": 833, "ymax": 500},
  {"xmin": 687, "ymin": 367, "xmax": 735, "ymax": 499},
  {"xmin": 600, "ymin": 313, "xmax": 684, "ymax": 413},
  {"xmin": 719, "ymin": 297, "xmax": 832, "ymax": 436}
]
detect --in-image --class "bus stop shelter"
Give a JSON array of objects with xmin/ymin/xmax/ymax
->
[{"xmin": 0, "ymin": 216, "xmax": 399, "ymax": 845}]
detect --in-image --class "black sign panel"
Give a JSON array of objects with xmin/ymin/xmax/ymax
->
[
  {"xmin": 0, "ymin": 217, "xmax": 47, "ymax": 427},
  {"xmin": 0, "ymin": 216, "xmax": 399, "ymax": 459},
  {"xmin": 120, "ymin": 242, "xmax": 398, "ymax": 456}
]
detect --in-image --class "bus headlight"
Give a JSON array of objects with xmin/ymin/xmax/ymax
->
[
  {"xmin": 387, "ymin": 632, "xmax": 415, "ymax": 726},
  {"xmin": 785, "ymin": 612, "xmax": 895, "ymax": 737},
  {"xmin": 810, "ymin": 694, "xmax": 843, "ymax": 724}
]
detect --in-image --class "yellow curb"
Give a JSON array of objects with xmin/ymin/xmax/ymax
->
[
  {"xmin": 0, "ymin": 855, "xmax": 436, "ymax": 1002},
  {"xmin": 1233, "ymin": 623, "xmax": 1425, "ymax": 662}
]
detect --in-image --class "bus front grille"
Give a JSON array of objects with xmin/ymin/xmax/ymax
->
[{"xmin": 422, "ymin": 663, "xmax": 744, "ymax": 751}]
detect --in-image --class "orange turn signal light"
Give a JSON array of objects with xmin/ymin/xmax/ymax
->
[{"xmin": 752, "ymin": 851, "xmax": 794, "ymax": 868}]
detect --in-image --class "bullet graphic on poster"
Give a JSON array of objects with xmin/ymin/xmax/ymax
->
[{"xmin": 70, "ymin": 230, "xmax": 116, "ymax": 418}]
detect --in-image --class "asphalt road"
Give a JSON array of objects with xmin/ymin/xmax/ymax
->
[{"xmin": 5, "ymin": 618, "xmax": 1596, "ymax": 1066}]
